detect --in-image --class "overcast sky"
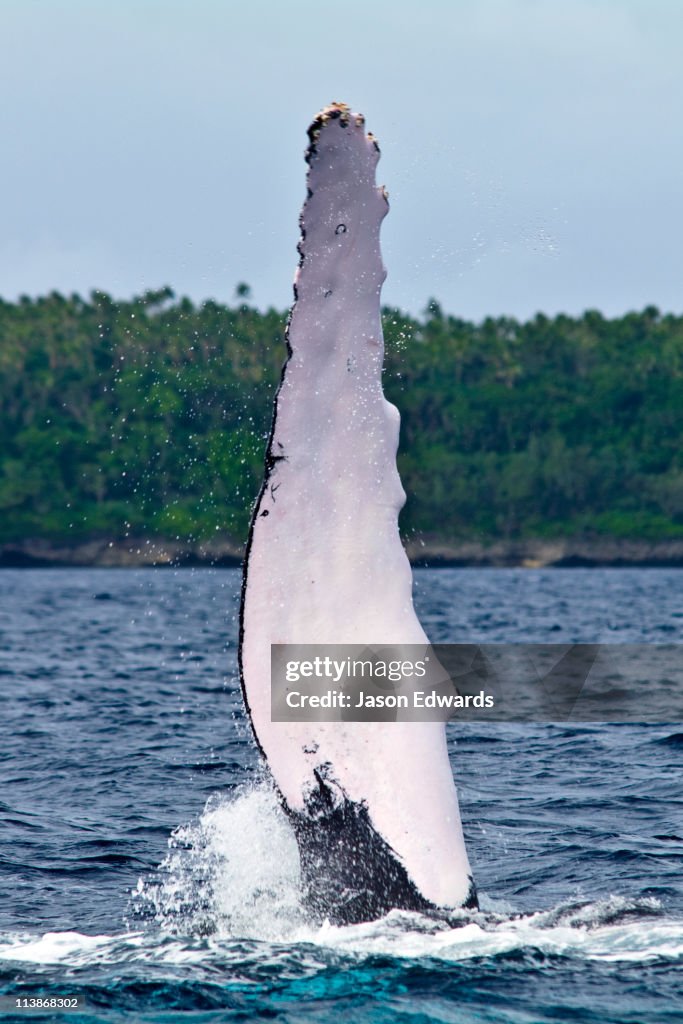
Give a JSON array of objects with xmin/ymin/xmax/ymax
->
[{"xmin": 1, "ymin": 0, "xmax": 681, "ymax": 320}]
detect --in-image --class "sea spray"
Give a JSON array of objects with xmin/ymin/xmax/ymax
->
[
  {"xmin": 128, "ymin": 781, "xmax": 683, "ymax": 966},
  {"xmin": 132, "ymin": 782, "xmax": 306, "ymax": 941}
]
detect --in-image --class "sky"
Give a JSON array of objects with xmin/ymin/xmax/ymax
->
[{"xmin": 1, "ymin": 0, "xmax": 681, "ymax": 320}]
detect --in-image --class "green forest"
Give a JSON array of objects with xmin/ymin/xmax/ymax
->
[{"xmin": 1, "ymin": 288, "xmax": 682, "ymax": 548}]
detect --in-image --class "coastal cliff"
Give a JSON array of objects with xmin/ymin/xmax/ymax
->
[{"xmin": 2, "ymin": 535, "xmax": 682, "ymax": 568}]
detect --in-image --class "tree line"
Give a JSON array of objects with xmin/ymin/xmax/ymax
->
[{"xmin": 1, "ymin": 288, "xmax": 681, "ymax": 546}]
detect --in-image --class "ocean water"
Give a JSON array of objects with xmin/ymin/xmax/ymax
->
[{"xmin": 0, "ymin": 567, "xmax": 681, "ymax": 1023}]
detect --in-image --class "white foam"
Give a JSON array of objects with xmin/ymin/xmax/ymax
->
[
  {"xmin": 315, "ymin": 902, "xmax": 683, "ymax": 963},
  {"xmin": 2, "ymin": 905, "xmax": 681, "ymax": 969},
  {"xmin": 0, "ymin": 930, "xmax": 123, "ymax": 964}
]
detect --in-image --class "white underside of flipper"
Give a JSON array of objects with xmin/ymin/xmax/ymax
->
[{"xmin": 240, "ymin": 104, "xmax": 473, "ymax": 912}]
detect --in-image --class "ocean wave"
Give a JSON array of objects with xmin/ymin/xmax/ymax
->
[{"xmin": 2, "ymin": 898, "xmax": 682, "ymax": 971}]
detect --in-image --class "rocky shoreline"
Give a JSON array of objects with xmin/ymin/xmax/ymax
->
[{"xmin": 1, "ymin": 535, "xmax": 682, "ymax": 569}]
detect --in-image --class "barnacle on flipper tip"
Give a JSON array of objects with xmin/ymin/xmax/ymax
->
[
  {"xmin": 307, "ymin": 102, "xmax": 371, "ymax": 162},
  {"xmin": 314, "ymin": 101, "xmax": 352, "ymax": 128}
]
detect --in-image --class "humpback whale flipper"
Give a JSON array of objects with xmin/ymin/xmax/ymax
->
[{"xmin": 239, "ymin": 103, "xmax": 476, "ymax": 924}]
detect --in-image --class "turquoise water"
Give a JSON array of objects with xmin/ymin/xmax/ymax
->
[{"xmin": 0, "ymin": 568, "xmax": 681, "ymax": 1022}]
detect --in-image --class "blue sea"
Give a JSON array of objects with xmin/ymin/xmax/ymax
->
[{"xmin": 1, "ymin": 567, "xmax": 681, "ymax": 1023}]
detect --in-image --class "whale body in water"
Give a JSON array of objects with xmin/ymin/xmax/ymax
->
[{"xmin": 239, "ymin": 102, "xmax": 476, "ymax": 924}]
